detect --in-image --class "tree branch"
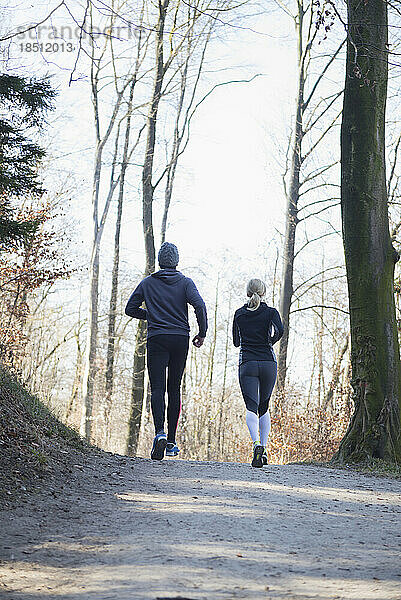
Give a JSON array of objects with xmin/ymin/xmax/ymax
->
[
  {"xmin": 294, "ymin": 230, "xmax": 339, "ymax": 259},
  {"xmin": 0, "ymin": 2, "xmax": 66, "ymax": 41},
  {"xmin": 290, "ymin": 304, "xmax": 349, "ymax": 315},
  {"xmin": 297, "ymin": 201, "xmax": 340, "ymax": 223},
  {"xmin": 300, "ymin": 161, "xmax": 339, "ymax": 187},
  {"xmin": 299, "ymin": 182, "xmax": 340, "ymax": 197},
  {"xmin": 303, "ymin": 40, "xmax": 346, "ymax": 111},
  {"xmin": 302, "ymin": 110, "xmax": 342, "ymax": 161},
  {"xmin": 293, "ymin": 265, "xmax": 344, "ymax": 294}
]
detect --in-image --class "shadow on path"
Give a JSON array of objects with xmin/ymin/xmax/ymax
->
[{"xmin": 1, "ymin": 455, "xmax": 400, "ymax": 600}]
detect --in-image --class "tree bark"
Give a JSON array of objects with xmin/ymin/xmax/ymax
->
[
  {"xmin": 206, "ymin": 277, "xmax": 218, "ymax": 460},
  {"xmin": 335, "ymin": 0, "xmax": 401, "ymax": 462},
  {"xmin": 104, "ymin": 79, "xmax": 136, "ymax": 438},
  {"xmin": 160, "ymin": 38, "xmax": 191, "ymax": 243},
  {"xmin": 126, "ymin": 319, "xmax": 147, "ymax": 455},
  {"xmin": 80, "ymin": 239, "xmax": 100, "ymax": 439},
  {"xmin": 317, "ymin": 261, "xmax": 325, "ymax": 408},
  {"xmin": 142, "ymin": 0, "xmax": 169, "ymax": 275}
]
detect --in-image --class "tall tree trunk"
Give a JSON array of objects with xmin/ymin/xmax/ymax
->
[
  {"xmin": 142, "ymin": 0, "xmax": 169, "ymax": 275},
  {"xmin": 206, "ymin": 277, "xmax": 218, "ymax": 460},
  {"xmin": 335, "ymin": 0, "xmax": 401, "ymax": 462},
  {"xmin": 126, "ymin": 319, "xmax": 147, "ymax": 454},
  {"xmin": 160, "ymin": 52, "xmax": 189, "ymax": 243},
  {"xmin": 80, "ymin": 23, "xmax": 126, "ymax": 439},
  {"xmin": 277, "ymin": 4, "xmax": 305, "ymax": 396},
  {"xmin": 126, "ymin": 0, "xmax": 170, "ymax": 455},
  {"xmin": 104, "ymin": 4, "xmax": 146, "ymax": 441},
  {"xmin": 79, "ymin": 39, "xmax": 104, "ymax": 441},
  {"xmin": 104, "ymin": 189, "xmax": 123, "ymax": 438},
  {"xmin": 180, "ymin": 368, "xmax": 188, "ymax": 451},
  {"xmin": 104, "ymin": 79, "xmax": 136, "ymax": 438},
  {"xmin": 80, "ymin": 237, "xmax": 100, "ymax": 439},
  {"xmin": 317, "ymin": 260, "xmax": 325, "ymax": 408},
  {"xmin": 80, "ymin": 136, "xmax": 120, "ymax": 439},
  {"xmin": 66, "ymin": 325, "xmax": 83, "ymax": 423},
  {"xmin": 218, "ymin": 294, "xmax": 231, "ymax": 459}
]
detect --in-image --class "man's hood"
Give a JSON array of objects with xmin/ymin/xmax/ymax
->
[{"xmin": 151, "ymin": 269, "xmax": 185, "ymax": 285}]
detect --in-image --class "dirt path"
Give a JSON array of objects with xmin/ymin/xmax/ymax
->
[{"xmin": 0, "ymin": 452, "xmax": 401, "ymax": 600}]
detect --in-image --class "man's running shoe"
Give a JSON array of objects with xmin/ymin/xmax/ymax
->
[
  {"xmin": 166, "ymin": 442, "xmax": 180, "ymax": 457},
  {"xmin": 251, "ymin": 442, "xmax": 264, "ymax": 468},
  {"xmin": 262, "ymin": 448, "xmax": 268, "ymax": 465},
  {"xmin": 151, "ymin": 432, "xmax": 167, "ymax": 460}
]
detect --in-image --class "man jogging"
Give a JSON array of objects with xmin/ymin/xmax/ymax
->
[{"xmin": 125, "ymin": 242, "xmax": 207, "ymax": 460}]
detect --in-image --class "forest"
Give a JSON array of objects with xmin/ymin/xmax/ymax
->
[
  {"xmin": 2, "ymin": 2, "xmax": 401, "ymax": 599},
  {"xmin": 1, "ymin": 0, "xmax": 401, "ymax": 469}
]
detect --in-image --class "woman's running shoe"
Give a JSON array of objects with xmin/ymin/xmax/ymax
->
[
  {"xmin": 151, "ymin": 432, "xmax": 167, "ymax": 460},
  {"xmin": 251, "ymin": 442, "xmax": 264, "ymax": 468},
  {"xmin": 262, "ymin": 448, "xmax": 268, "ymax": 465},
  {"xmin": 166, "ymin": 442, "xmax": 180, "ymax": 457}
]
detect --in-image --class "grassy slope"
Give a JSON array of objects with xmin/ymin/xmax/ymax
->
[{"xmin": 0, "ymin": 367, "xmax": 91, "ymax": 507}]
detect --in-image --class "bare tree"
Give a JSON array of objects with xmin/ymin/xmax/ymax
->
[
  {"xmin": 126, "ymin": 0, "xmax": 172, "ymax": 455},
  {"xmin": 80, "ymin": 6, "xmax": 147, "ymax": 440},
  {"xmin": 104, "ymin": 6, "xmax": 148, "ymax": 438},
  {"xmin": 276, "ymin": 0, "xmax": 345, "ymax": 395}
]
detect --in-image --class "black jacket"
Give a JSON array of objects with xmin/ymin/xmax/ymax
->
[
  {"xmin": 125, "ymin": 268, "xmax": 207, "ymax": 339},
  {"xmin": 232, "ymin": 302, "xmax": 283, "ymax": 364}
]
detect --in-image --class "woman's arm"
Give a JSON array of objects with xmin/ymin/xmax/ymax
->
[
  {"xmin": 270, "ymin": 308, "xmax": 284, "ymax": 344},
  {"xmin": 232, "ymin": 314, "xmax": 240, "ymax": 347}
]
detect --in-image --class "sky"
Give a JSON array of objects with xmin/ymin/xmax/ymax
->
[{"xmin": 2, "ymin": 0, "xmax": 303, "ymax": 264}]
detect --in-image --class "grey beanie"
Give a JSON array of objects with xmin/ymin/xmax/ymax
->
[{"xmin": 158, "ymin": 242, "xmax": 179, "ymax": 268}]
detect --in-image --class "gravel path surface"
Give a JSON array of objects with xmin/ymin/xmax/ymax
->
[{"xmin": 1, "ymin": 453, "xmax": 401, "ymax": 600}]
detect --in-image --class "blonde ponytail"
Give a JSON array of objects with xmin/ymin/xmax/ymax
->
[{"xmin": 246, "ymin": 278, "xmax": 266, "ymax": 311}]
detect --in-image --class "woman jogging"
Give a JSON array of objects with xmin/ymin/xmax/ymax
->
[
  {"xmin": 232, "ymin": 278, "xmax": 283, "ymax": 468},
  {"xmin": 125, "ymin": 242, "xmax": 207, "ymax": 461}
]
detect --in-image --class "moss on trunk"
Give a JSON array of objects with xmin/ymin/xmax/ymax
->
[{"xmin": 335, "ymin": 0, "xmax": 401, "ymax": 463}]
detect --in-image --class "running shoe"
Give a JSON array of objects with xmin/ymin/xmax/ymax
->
[
  {"xmin": 262, "ymin": 448, "xmax": 268, "ymax": 465},
  {"xmin": 151, "ymin": 432, "xmax": 167, "ymax": 460},
  {"xmin": 251, "ymin": 442, "xmax": 264, "ymax": 468},
  {"xmin": 166, "ymin": 442, "xmax": 180, "ymax": 457}
]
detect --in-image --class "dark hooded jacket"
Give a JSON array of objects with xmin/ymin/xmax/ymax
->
[
  {"xmin": 125, "ymin": 268, "xmax": 207, "ymax": 339},
  {"xmin": 232, "ymin": 302, "xmax": 283, "ymax": 364}
]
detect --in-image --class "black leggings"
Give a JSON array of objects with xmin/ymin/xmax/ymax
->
[
  {"xmin": 239, "ymin": 360, "xmax": 277, "ymax": 416},
  {"xmin": 147, "ymin": 334, "xmax": 189, "ymax": 441}
]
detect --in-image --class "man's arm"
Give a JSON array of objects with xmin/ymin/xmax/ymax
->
[
  {"xmin": 125, "ymin": 282, "xmax": 147, "ymax": 320},
  {"xmin": 270, "ymin": 308, "xmax": 284, "ymax": 345},
  {"xmin": 185, "ymin": 278, "xmax": 207, "ymax": 338}
]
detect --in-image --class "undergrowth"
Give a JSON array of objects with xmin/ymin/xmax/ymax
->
[
  {"xmin": 0, "ymin": 366, "xmax": 89, "ymax": 506},
  {"xmin": 298, "ymin": 457, "xmax": 401, "ymax": 480}
]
